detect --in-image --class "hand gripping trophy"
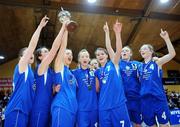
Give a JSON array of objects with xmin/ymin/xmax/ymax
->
[{"xmin": 58, "ymin": 7, "xmax": 78, "ymax": 32}]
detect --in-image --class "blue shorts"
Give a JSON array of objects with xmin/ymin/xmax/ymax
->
[
  {"xmin": 5, "ymin": 110, "xmax": 28, "ymax": 127},
  {"xmin": 51, "ymin": 107, "xmax": 76, "ymax": 127},
  {"xmin": 29, "ymin": 111, "xmax": 51, "ymax": 127},
  {"xmin": 141, "ymin": 95, "xmax": 170, "ymax": 126},
  {"xmin": 126, "ymin": 100, "xmax": 142, "ymax": 124},
  {"xmin": 99, "ymin": 104, "xmax": 131, "ymax": 127},
  {"xmin": 77, "ymin": 110, "xmax": 98, "ymax": 127}
]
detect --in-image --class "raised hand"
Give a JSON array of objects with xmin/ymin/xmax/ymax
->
[
  {"xmin": 160, "ymin": 29, "xmax": 169, "ymax": 40},
  {"xmin": 39, "ymin": 15, "xmax": 49, "ymax": 28},
  {"xmin": 103, "ymin": 22, "xmax": 109, "ymax": 33},
  {"xmin": 152, "ymin": 57, "xmax": 159, "ymax": 62},
  {"xmin": 113, "ymin": 19, "xmax": 122, "ymax": 33}
]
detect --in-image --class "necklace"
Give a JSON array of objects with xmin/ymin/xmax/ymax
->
[
  {"xmin": 143, "ymin": 60, "xmax": 152, "ymax": 72},
  {"xmin": 100, "ymin": 62, "xmax": 108, "ymax": 84},
  {"xmin": 81, "ymin": 68, "xmax": 92, "ymax": 91}
]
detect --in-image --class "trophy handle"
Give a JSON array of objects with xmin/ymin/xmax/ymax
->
[{"xmin": 66, "ymin": 21, "xmax": 78, "ymax": 32}]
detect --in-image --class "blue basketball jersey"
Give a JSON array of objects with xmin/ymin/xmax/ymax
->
[
  {"xmin": 95, "ymin": 61, "xmax": 126, "ymax": 110},
  {"xmin": 72, "ymin": 68, "xmax": 98, "ymax": 111},
  {"xmin": 119, "ymin": 60, "xmax": 141, "ymax": 100},
  {"xmin": 5, "ymin": 64, "xmax": 35, "ymax": 116},
  {"xmin": 139, "ymin": 60, "xmax": 166, "ymax": 100},
  {"xmin": 51, "ymin": 66, "xmax": 78, "ymax": 114},
  {"xmin": 32, "ymin": 66, "xmax": 55, "ymax": 112}
]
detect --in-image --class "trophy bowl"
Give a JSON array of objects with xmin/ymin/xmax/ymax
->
[{"xmin": 66, "ymin": 21, "xmax": 78, "ymax": 32}]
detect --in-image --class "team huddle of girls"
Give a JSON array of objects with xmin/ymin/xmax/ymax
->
[{"xmin": 4, "ymin": 15, "xmax": 176, "ymax": 127}]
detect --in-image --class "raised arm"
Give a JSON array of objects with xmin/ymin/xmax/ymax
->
[
  {"xmin": 19, "ymin": 15, "xmax": 49, "ymax": 73},
  {"xmin": 113, "ymin": 20, "xmax": 122, "ymax": 65},
  {"xmin": 38, "ymin": 22, "xmax": 66, "ymax": 75},
  {"xmin": 156, "ymin": 29, "xmax": 176, "ymax": 68},
  {"xmin": 104, "ymin": 22, "xmax": 115, "ymax": 61},
  {"xmin": 54, "ymin": 29, "xmax": 68, "ymax": 73}
]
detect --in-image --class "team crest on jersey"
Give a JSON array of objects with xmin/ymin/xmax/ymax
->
[
  {"xmin": 89, "ymin": 71, "xmax": 94, "ymax": 76},
  {"xmin": 107, "ymin": 65, "xmax": 110, "ymax": 72},
  {"xmin": 132, "ymin": 64, "xmax": 137, "ymax": 70}
]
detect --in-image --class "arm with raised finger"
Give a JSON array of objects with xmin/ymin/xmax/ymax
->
[{"xmin": 156, "ymin": 29, "xmax": 176, "ymax": 68}]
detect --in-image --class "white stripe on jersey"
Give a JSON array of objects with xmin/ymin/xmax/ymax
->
[
  {"xmin": 25, "ymin": 66, "xmax": 28, "ymax": 83},
  {"xmin": 115, "ymin": 64, "xmax": 120, "ymax": 77},
  {"xmin": 44, "ymin": 71, "xmax": 47, "ymax": 85},
  {"xmin": 60, "ymin": 67, "xmax": 64, "ymax": 81}
]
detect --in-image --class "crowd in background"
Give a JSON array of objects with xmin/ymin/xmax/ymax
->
[
  {"xmin": 1, "ymin": 89, "xmax": 178, "ymax": 123},
  {"xmin": 0, "ymin": 90, "xmax": 11, "ymax": 127},
  {"xmin": 0, "ymin": 89, "xmax": 179, "ymax": 126},
  {"xmin": 165, "ymin": 89, "xmax": 180, "ymax": 109}
]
